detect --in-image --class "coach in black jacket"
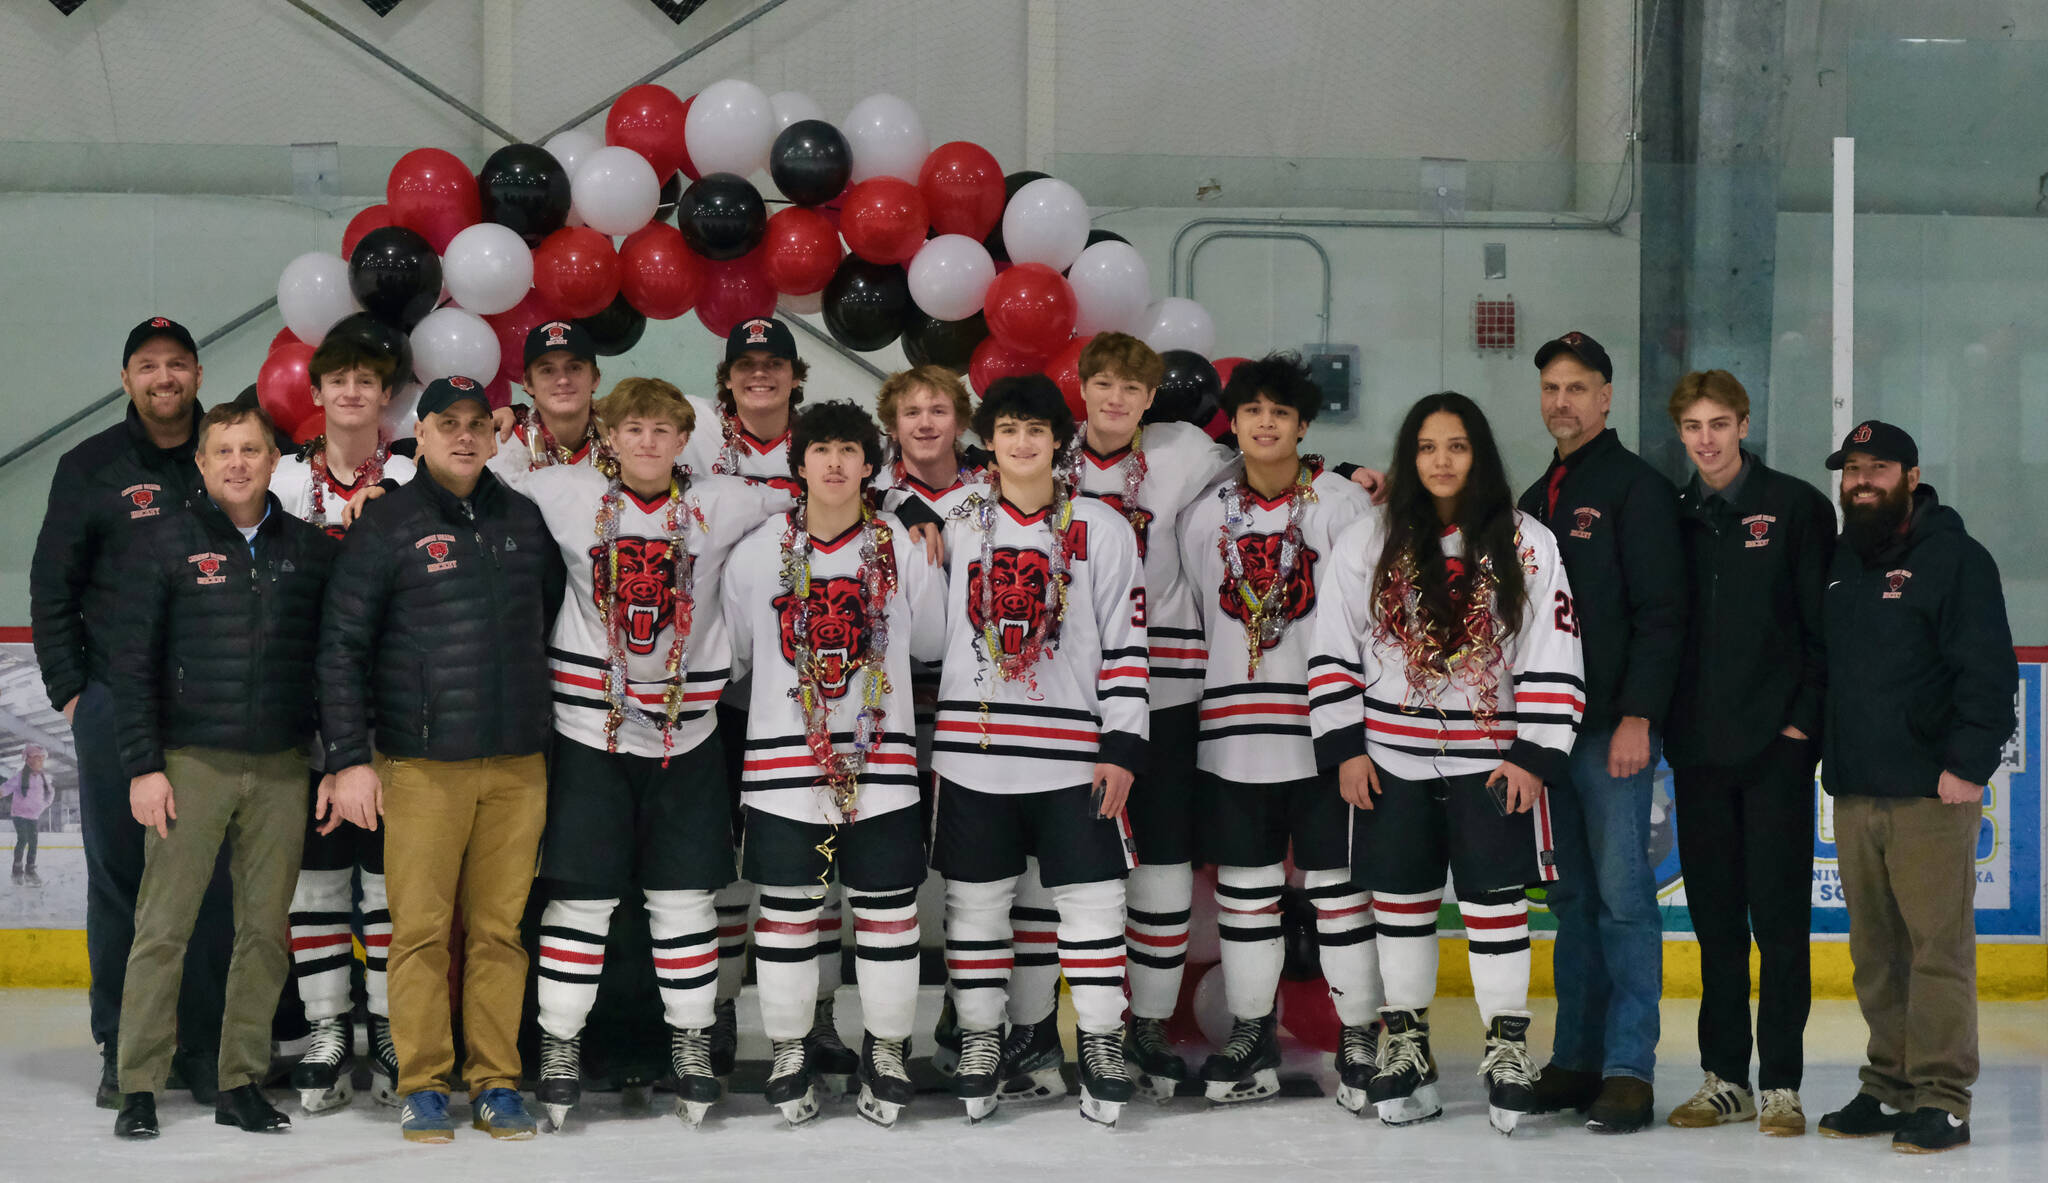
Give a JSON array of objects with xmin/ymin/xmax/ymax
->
[
  {"xmin": 1662, "ymin": 372, "xmax": 1833, "ymax": 1134},
  {"xmin": 1814, "ymin": 421, "xmax": 2014, "ymax": 1153},
  {"xmin": 318, "ymin": 375, "xmax": 564, "ymax": 1141},
  {"xmin": 29, "ymin": 316, "xmax": 232, "ymax": 1105},
  {"xmin": 1516, "ymin": 332, "xmax": 1686, "ymax": 1133},
  {"xmin": 108, "ymin": 404, "xmax": 336, "ymax": 1139}
]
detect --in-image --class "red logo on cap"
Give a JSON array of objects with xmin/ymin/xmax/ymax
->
[
  {"xmin": 448, "ymin": 375, "xmax": 476, "ymax": 391},
  {"xmin": 428, "ymin": 541, "xmax": 449, "ymax": 561},
  {"xmin": 543, "ymin": 321, "xmax": 571, "ymax": 347},
  {"xmin": 1851, "ymin": 423, "xmax": 1872, "ymax": 443},
  {"xmin": 743, "ymin": 319, "xmax": 772, "ymax": 345},
  {"xmin": 1562, "ymin": 331, "xmax": 1584, "ymax": 346},
  {"xmin": 149, "ymin": 317, "xmax": 171, "ymax": 328}
]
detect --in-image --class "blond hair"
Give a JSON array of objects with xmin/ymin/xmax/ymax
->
[
  {"xmin": 875, "ymin": 365, "xmax": 972, "ymax": 435},
  {"xmin": 597, "ymin": 377, "xmax": 697, "ymax": 434}
]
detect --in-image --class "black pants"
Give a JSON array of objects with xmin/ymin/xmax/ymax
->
[
  {"xmin": 73, "ymin": 681, "xmax": 234, "ymax": 1052},
  {"xmin": 1673, "ymin": 733, "xmax": 1817, "ymax": 1091},
  {"xmin": 10, "ymin": 817, "xmax": 34, "ymax": 867}
]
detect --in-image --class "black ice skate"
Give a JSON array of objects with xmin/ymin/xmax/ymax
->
[
  {"xmin": 367, "ymin": 1014, "xmax": 400, "ymax": 1108},
  {"xmin": 952, "ymin": 1028, "xmax": 1004, "ymax": 1123},
  {"xmin": 292, "ymin": 1015, "xmax": 354, "ymax": 1115},
  {"xmin": 1368, "ymin": 1007, "xmax": 1443, "ymax": 1127},
  {"xmin": 708, "ymin": 996, "xmax": 738, "ymax": 1087},
  {"xmin": 1478, "ymin": 1012, "xmax": 1536, "ymax": 1135},
  {"xmin": 1200, "ymin": 1012, "xmax": 1280, "ymax": 1104},
  {"xmin": 1076, "ymin": 1030, "xmax": 1134, "ymax": 1127},
  {"xmin": 856, "ymin": 1033, "xmax": 914, "ymax": 1128},
  {"xmin": 1124, "ymin": 1016, "xmax": 1188, "ymax": 1103},
  {"xmin": 535, "ymin": 1031, "xmax": 581, "ymax": 1132},
  {"xmin": 669, "ymin": 1025, "xmax": 722, "ymax": 1127},
  {"xmin": 804, "ymin": 997, "xmax": 858, "ymax": 1098},
  {"xmin": 930, "ymin": 993, "xmax": 963, "ymax": 1077},
  {"xmin": 997, "ymin": 1011, "xmax": 1067, "ymax": 1102},
  {"xmin": 1335, "ymin": 1019, "xmax": 1382, "ymax": 1114},
  {"xmin": 766, "ymin": 1037, "xmax": 820, "ymax": 1126}
]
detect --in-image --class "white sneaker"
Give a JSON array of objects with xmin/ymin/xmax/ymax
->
[
  {"xmin": 1758, "ymin": 1088, "xmax": 1806, "ymax": 1136},
  {"xmin": 1666, "ymin": 1071, "xmax": 1756, "ymax": 1127}
]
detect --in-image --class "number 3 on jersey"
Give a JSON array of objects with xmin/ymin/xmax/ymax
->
[
  {"xmin": 1130, "ymin": 587, "xmax": 1147, "ymax": 628},
  {"xmin": 1552, "ymin": 590, "xmax": 1580, "ymax": 636}
]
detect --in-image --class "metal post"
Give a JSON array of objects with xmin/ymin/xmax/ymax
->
[{"xmin": 1831, "ymin": 135, "xmax": 1854, "ymax": 506}]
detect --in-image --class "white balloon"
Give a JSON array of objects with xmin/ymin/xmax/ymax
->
[
  {"xmin": 685, "ymin": 78, "xmax": 776, "ymax": 177},
  {"xmin": 1139, "ymin": 297, "xmax": 1216, "ymax": 357},
  {"xmin": 768, "ymin": 90, "xmax": 823, "ymax": 131},
  {"xmin": 276, "ymin": 252, "xmax": 359, "ymax": 346},
  {"xmin": 382, "ymin": 379, "xmax": 423, "ymax": 435},
  {"xmin": 571, "ymin": 146, "xmax": 661, "ymax": 237},
  {"xmin": 1190, "ymin": 963, "xmax": 1233, "ymax": 1047},
  {"xmin": 906, "ymin": 234, "xmax": 996, "ymax": 322},
  {"xmin": 1001, "ymin": 177, "xmax": 1090, "ymax": 271},
  {"xmin": 843, "ymin": 93, "xmax": 929, "ymax": 184},
  {"xmin": 1067, "ymin": 241, "xmax": 1151, "ymax": 335},
  {"xmin": 543, "ymin": 130, "xmax": 602, "ymax": 182},
  {"xmin": 409, "ymin": 307, "xmax": 501, "ymax": 387},
  {"xmin": 779, "ymin": 289, "xmax": 824, "ymax": 316},
  {"xmin": 441, "ymin": 223, "xmax": 534, "ymax": 316}
]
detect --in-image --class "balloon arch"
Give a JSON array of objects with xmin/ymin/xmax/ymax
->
[{"xmin": 266, "ymin": 79, "xmax": 1236, "ymax": 446}]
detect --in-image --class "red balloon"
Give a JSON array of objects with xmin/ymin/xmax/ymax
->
[
  {"xmin": 677, "ymin": 94, "xmax": 701, "ymax": 182},
  {"xmin": 1043, "ymin": 333, "xmax": 1094, "ymax": 418},
  {"xmin": 291, "ymin": 409, "xmax": 326, "ymax": 446},
  {"xmin": 606, "ymin": 84, "xmax": 690, "ymax": 181},
  {"xmin": 918, "ymin": 142, "xmax": 1006, "ymax": 239},
  {"xmin": 1212, "ymin": 355, "xmax": 1249, "ymax": 391},
  {"xmin": 760, "ymin": 208, "xmax": 844, "ymax": 295},
  {"xmin": 484, "ymin": 288, "xmax": 566, "ymax": 385},
  {"xmin": 533, "ymin": 226, "xmax": 622, "ymax": 319},
  {"xmin": 269, "ymin": 327, "xmax": 301, "ymax": 354},
  {"xmin": 341, "ymin": 204, "xmax": 395, "ymax": 261},
  {"xmin": 695, "ymin": 250, "xmax": 777, "ymax": 339},
  {"xmin": 968, "ymin": 335, "xmax": 1049, "ymax": 398},
  {"xmin": 839, "ymin": 177, "xmax": 929, "ymax": 266},
  {"xmin": 983, "ymin": 263, "xmax": 1077, "ymax": 356},
  {"xmin": 256, "ymin": 342, "xmax": 317, "ymax": 436},
  {"xmin": 386, "ymin": 149, "xmax": 480, "ymax": 255},
  {"xmin": 620, "ymin": 223, "xmax": 706, "ymax": 320},
  {"xmin": 1276, "ymin": 976, "xmax": 1341, "ymax": 1053},
  {"xmin": 485, "ymin": 374, "xmax": 513, "ymax": 411}
]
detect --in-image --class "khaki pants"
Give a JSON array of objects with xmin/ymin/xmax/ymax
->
[
  {"xmin": 118, "ymin": 746, "xmax": 307, "ymax": 1093},
  {"xmin": 1833, "ymin": 793, "xmax": 1981, "ymax": 1119},
  {"xmin": 380, "ymin": 752, "xmax": 545, "ymax": 1097}
]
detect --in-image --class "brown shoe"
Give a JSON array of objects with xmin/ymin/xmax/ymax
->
[
  {"xmin": 1586, "ymin": 1075, "xmax": 1654, "ymax": 1134},
  {"xmin": 1528, "ymin": 1062, "xmax": 1603, "ymax": 1114}
]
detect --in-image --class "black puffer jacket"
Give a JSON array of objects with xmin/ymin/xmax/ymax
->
[
  {"xmin": 318, "ymin": 466, "xmax": 564, "ymax": 769},
  {"xmin": 31, "ymin": 402, "xmax": 205, "ymax": 710},
  {"xmin": 111, "ymin": 492, "xmax": 337, "ymax": 777}
]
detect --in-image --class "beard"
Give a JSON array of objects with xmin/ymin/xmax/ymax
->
[{"xmin": 1840, "ymin": 480, "xmax": 1912, "ymax": 558}]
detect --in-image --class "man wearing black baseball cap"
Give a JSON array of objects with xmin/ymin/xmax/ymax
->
[
  {"xmin": 1516, "ymin": 330, "xmax": 1687, "ymax": 1134},
  {"xmin": 1814, "ymin": 420, "xmax": 2015, "ymax": 1154},
  {"xmin": 490, "ymin": 320, "xmax": 613, "ymax": 477},
  {"xmin": 30, "ymin": 316, "xmax": 234, "ymax": 1108},
  {"xmin": 319, "ymin": 374, "xmax": 565, "ymax": 1142}
]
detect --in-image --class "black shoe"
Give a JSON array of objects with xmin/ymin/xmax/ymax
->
[
  {"xmin": 114, "ymin": 1092, "xmax": 158, "ymax": 1139},
  {"xmin": 1586, "ymin": 1075, "xmax": 1655, "ymax": 1134},
  {"xmin": 96, "ymin": 1046, "xmax": 121, "ymax": 1110},
  {"xmin": 170, "ymin": 1047, "xmax": 219, "ymax": 1105},
  {"xmin": 1818, "ymin": 1092, "xmax": 1911, "ymax": 1138},
  {"xmin": 214, "ymin": 1084, "xmax": 292, "ymax": 1133},
  {"xmin": 1528, "ymin": 1061, "xmax": 1603, "ymax": 1114},
  {"xmin": 1892, "ymin": 1106, "xmax": 1969, "ymax": 1154}
]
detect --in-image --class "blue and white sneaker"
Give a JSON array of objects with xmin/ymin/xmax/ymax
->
[
  {"xmin": 470, "ymin": 1087, "xmax": 538, "ymax": 1140},
  {"xmin": 399, "ymin": 1090, "xmax": 455, "ymax": 1143}
]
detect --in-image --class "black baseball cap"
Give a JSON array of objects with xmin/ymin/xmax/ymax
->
[
  {"xmin": 1826, "ymin": 419, "xmax": 1918, "ymax": 471},
  {"xmin": 524, "ymin": 320, "xmax": 597, "ymax": 368},
  {"xmin": 415, "ymin": 374, "xmax": 492, "ymax": 419},
  {"xmin": 1533, "ymin": 330, "xmax": 1613, "ymax": 382},
  {"xmin": 725, "ymin": 316, "xmax": 798, "ymax": 363},
  {"xmin": 123, "ymin": 316, "xmax": 199, "ymax": 366}
]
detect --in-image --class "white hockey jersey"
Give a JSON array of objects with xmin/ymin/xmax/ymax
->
[
  {"xmin": 488, "ymin": 407, "xmax": 612, "ymax": 480},
  {"xmin": 1308, "ymin": 509, "xmax": 1584, "ymax": 783},
  {"xmin": 1068, "ymin": 420, "xmax": 1234, "ymax": 711},
  {"xmin": 522, "ymin": 464, "xmax": 791, "ymax": 759},
  {"xmin": 1179, "ymin": 461, "xmax": 1373, "ymax": 784},
  {"xmin": 932, "ymin": 493, "xmax": 1149, "ymax": 793},
  {"xmin": 681, "ymin": 395, "xmax": 801, "ymax": 495},
  {"xmin": 721, "ymin": 510, "xmax": 947, "ymax": 825},
  {"xmin": 875, "ymin": 462, "xmax": 988, "ymax": 743}
]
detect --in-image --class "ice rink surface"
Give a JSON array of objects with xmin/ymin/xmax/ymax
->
[{"xmin": 0, "ymin": 986, "xmax": 2039, "ymax": 1183}]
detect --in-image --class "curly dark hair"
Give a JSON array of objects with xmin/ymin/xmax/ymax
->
[
  {"xmin": 971, "ymin": 374, "xmax": 1076, "ymax": 451},
  {"xmin": 788, "ymin": 399, "xmax": 884, "ymax": 489},
  {"xmin": 1219, "ymin": 351, "xmax": 1322, "ymax": 424}
]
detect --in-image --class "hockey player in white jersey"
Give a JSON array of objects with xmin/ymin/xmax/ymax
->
[
  {"xmin": 270, "ymin": 334, "xmax": 416, "ymax": 1114},
  {"xmin": 519, "ymin": 378, "xmax": 792, "ymax": 1130},
  {"xmin": 1309, "ymin": 391, "xmax": 1583, "ymax": 1133},
  {"xmin": 931, "ymin": 375, "xmax": 1148, "ymax": 1127},
  {"xmin": 721, "ymin": 401, "xmax": 946, "ymax": 1128},
  {"xmin": 489, "ymin": 321, "xmax": 615, "ymax": 478},
  {"xmin": 1177, "ymin": 353, "xmax": 1382, "ymax": 1108}
]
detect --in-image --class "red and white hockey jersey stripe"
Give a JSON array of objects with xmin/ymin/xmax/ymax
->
[{"xmin": 877, "ymin": 464, "xmax": 989, "ymax": 741}]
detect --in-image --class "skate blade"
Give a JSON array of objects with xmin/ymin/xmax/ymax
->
[
  {"xmin": 962, "ymin": 1094, "xmax": 999, "ymax": 1123},
  {"xmin": 1078, "ymin": 1086, "xmax": 1125, "ymax": 1128},
  {"xmin": 1489, "ymin": 1104, "xmax": 1522, "ymax": 1135},
  {"xmin": 1375, "ymin": 1084, "xmax": 1444, "ymax": 1127},
  {"xmin": 298, "ymin": 1079, "xmax": 354, "ymax": 1115},
  {"xmin": 856, "ymin": 1086, "xmax": 902, "ymax": 1128},
  {"xmin": 371, "ymin": 1076, "xmax": 400, "ymax": 1109},
  {"xmin": 677, "ymin": 1099, "xmax": 714, "ymax": 1127},
  {"xmin": 997, "ymin": 1068, "xmax": 1067, "ymax": 1103},
  {"xmin": 544, "ymin": 1103, "xmax": 572, "ymax": 1133},
  {"xmin": 775, "ymin": 1088, "xmax": 821, "ymax": 1127},
  {"xmin": 1203, "ymin": 1069, "xmax": 1279, "ymax": 1105},
  {"xmin": 1336, "ymin": 1083, "xmax": 1371, "ymax": 1114},
  {"xmin": 815, "ymin": 1072, "xmax": 855, "ymax": 1100},
  {"xmin": 1135, "ymin": 1072, "xmax": 1180, "ymax": 1104}
]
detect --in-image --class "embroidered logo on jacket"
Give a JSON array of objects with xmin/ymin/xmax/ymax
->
[
  {"xmin": 417, "ymin": 533, "xmax": 458, "ymax": 573},
  {"xmin": 1883, "ymin": 568, "xmax": 1912, "ymax": 599},
  {"xmin": 188, "ymin": 552, "xmax": 227, "ymax": 586},
  {"xmin": 1570, "ymin": 506, "xmax": 1601, "ymax": 540},
  {"xmin": 1743, "ymin": 513, "xmax": 1776, "ymax": 548},
  {"xmin": 123, "ymin": 484, "xmax": 163, "ymax": 519}
]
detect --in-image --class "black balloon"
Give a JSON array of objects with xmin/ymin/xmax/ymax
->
[
  {"xmin": 1145, "ymin": 349, "xmax": 1222, "ymax": 426},
  {"xmin": 769, "ymin": 119, "xmax": 852, "ymax": 208},
  {"xmin": 983, "ymin": 170, "xmax": 1050, "ymax": 264},
  {"xmin": 476, "ymin": 143, "xmax": 572, "ymax": 246},
  {"xmin": 575, "ymin": 293, "xmax": 647, "ymax": 357},
  {"xmin": 323, "ymin": 310, "xmax": 414, "ymax": 389},
  {"xmin": 348, "ymin": 226, "xmax": 441, "ymax": 331},
  {"xmin": 655, "ymin": 172, "xmax": 682, "ymax": 224},
  {"xmin": 677, "ymin": 172, "xmax": 767, "ymax": 261},
  {"xmin": 822, "ymin": 258, "xmax": 911, "ymax": 352},
  {"xmin": 1084, "ymin": 227, "xmax": 1130, "ymax": 249},
  {"xmin": 901, "ymin": 310, "xmax": 989, "ymax": 372}
]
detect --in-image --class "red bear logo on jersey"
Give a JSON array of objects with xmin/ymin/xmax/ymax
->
[
  {"xmin": 1217, "ymin": 533, "xmax": 1319, "ymax": 650},
  {"xmin": 774, "ymin": 576, "xmax": 872, "ymax": 698},
  {"xmin": 967, "ymin": 547, "xmax": 1060, "ymax": 657},
  {"xmin": 592, "ymin": 537, "xmax": 678, "ymax": 655},
  {"xmin": 1087, "ymin": 492, "xmax": 1152, "ymax": 559}
]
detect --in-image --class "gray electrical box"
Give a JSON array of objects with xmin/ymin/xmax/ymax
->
[{"xmin": 1305, "ymin": 343, "xmax": 1360, "ymax": 423}]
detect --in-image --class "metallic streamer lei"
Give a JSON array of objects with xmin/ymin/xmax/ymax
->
[
  {"xmin": 966, "ymin": 473, "xmax": 1076, "ymax": 694},
  {"xmin": 1369, "ymin": 532, "xmax": 1508, "ymax": 742},
  {"xmin": 1064, "ymin": 425, "xmax": 1149, "ymax": 538},
  {"xmin": 1215, "ymin": 457, "xmax": 1320, "ymax": 675},
  {"xmin": 713, "ymin": 407, "xmax": 786, "ymax": 479},
  {"xmin": 592, "ymin": 467, "xmax": 707, "ymax": 758},
  {"xmin": 304, "ymin": 434, "xmax": 389, "ymax": 523},
  {"xmin": 518, "ymin": 404, "xmax": 617, "ymax": 477}
]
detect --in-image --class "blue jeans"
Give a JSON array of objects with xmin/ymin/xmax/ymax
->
[{"xmin": 1545, "ymin": 723, "xmax": 1663, "ymax": 1082}]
